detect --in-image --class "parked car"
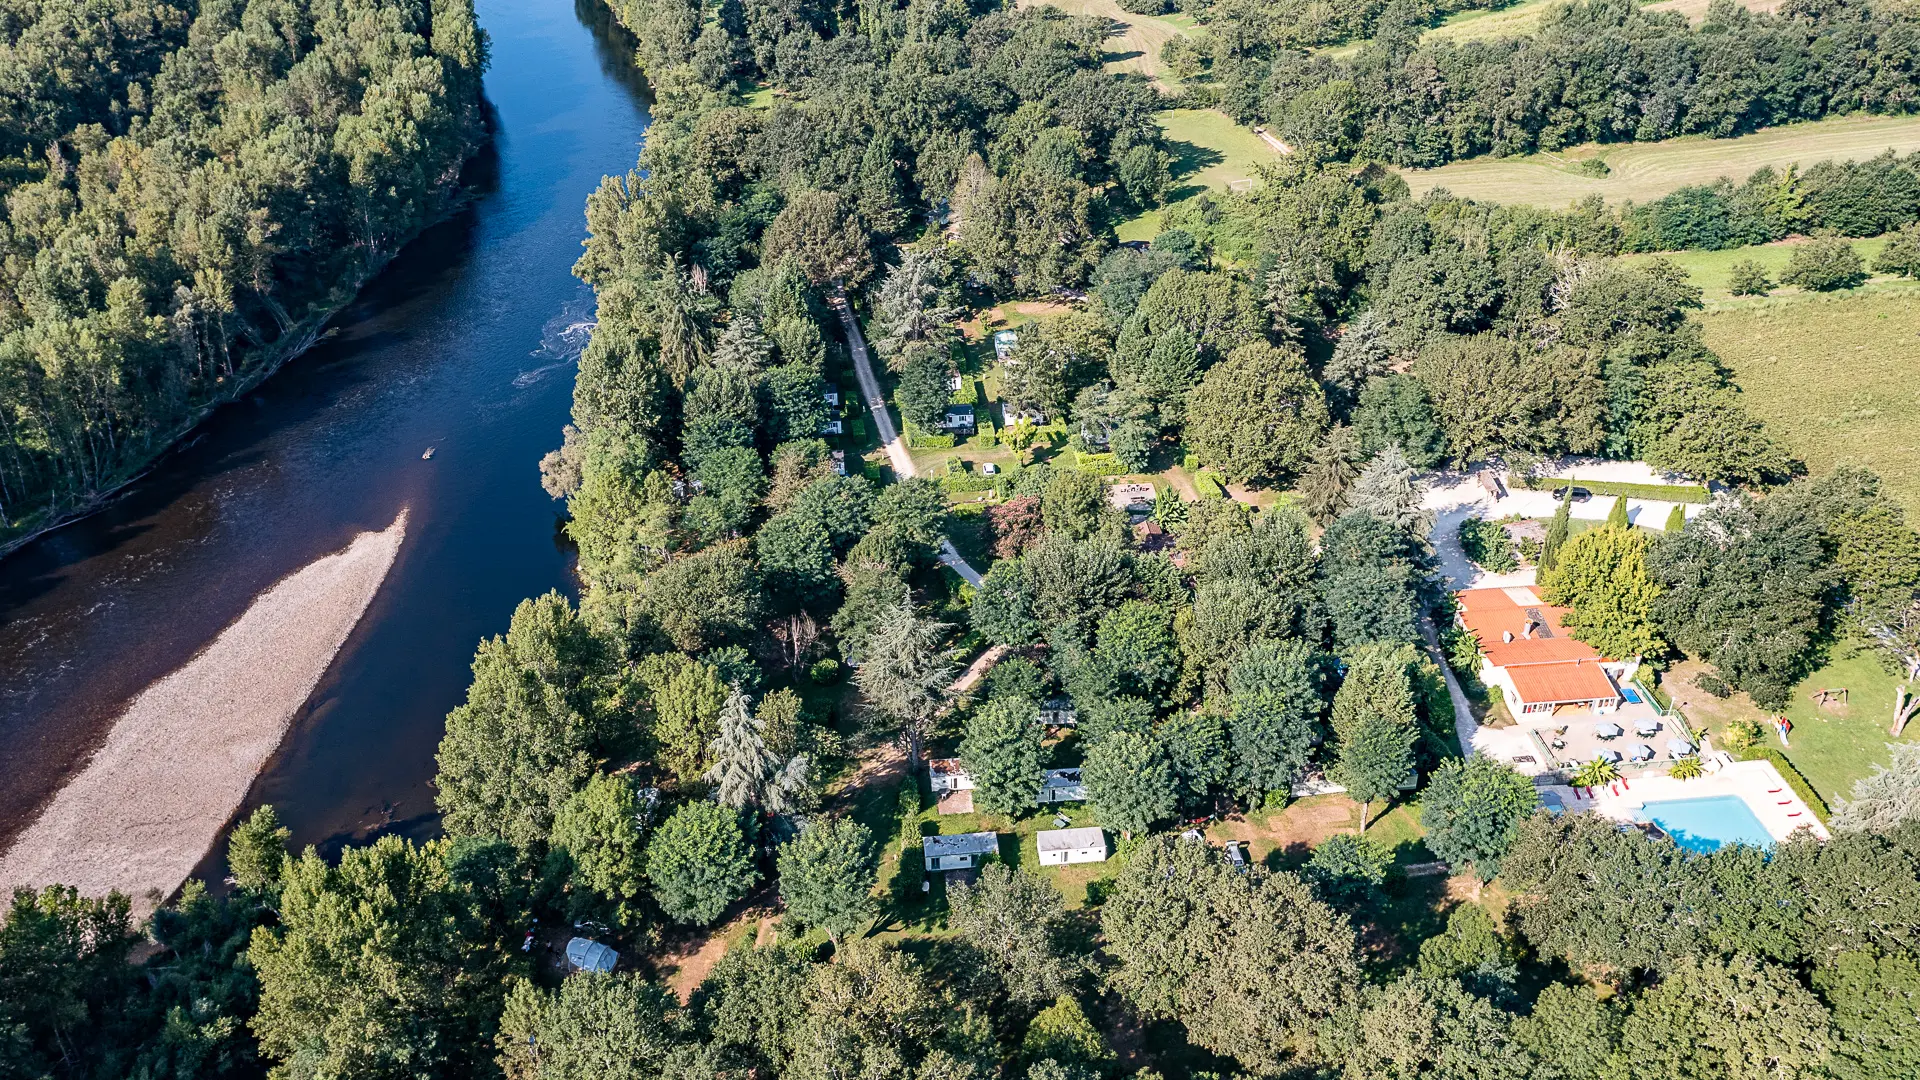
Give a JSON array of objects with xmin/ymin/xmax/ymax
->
[{"xmin": 1550, "ymin": 485, "xmax": 1593, "ymax": 503}]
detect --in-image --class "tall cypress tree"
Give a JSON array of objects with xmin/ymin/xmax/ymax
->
[
  {"xmin": 1606, "ymin": 495, "xmax": 1630, "ymax": 530},
  {"xmin": 1541, "ymin": 489, "xmax": 1573, "ymax": 571},
  {"xmin": 1665, "ymin": 504, "xmax": 1687, "ymax": 533}
]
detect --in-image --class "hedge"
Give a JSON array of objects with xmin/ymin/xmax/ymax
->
[
  {"xmin": 1515, "ymin": 475, "xmax": 1710, "ymax": 504},
  {"xmin": 1194, "ymin": 470, "xmax": 1228, "ymax": 499},
  {"xmin": 903, "ymin": 421, "xmax": 955, "ymax": 449},
  {"xmin": 1734, "ymin": 745, "xmax": 1830, "ymax": 823},
  {"xmin": 1073, "ymin": 450, "xmax": 1124, "ymax": 475}
]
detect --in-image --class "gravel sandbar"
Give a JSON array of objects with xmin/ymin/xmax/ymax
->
[{"xmin": 0, "ymin": 512, "xmax": 407, "ymax": 907}]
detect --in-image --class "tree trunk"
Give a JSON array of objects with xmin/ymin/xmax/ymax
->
[
  {"xmin": 1357, "ymin": 799, "xmax": 1371, "ymax": 833},
  {"xmin": 1894, "ymin": 686, "xmax": 1919, "ymax": 736}
]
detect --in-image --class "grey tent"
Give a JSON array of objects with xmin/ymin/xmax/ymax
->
[
  {"xmin": 1667, "ymin": 738, "xmax": 1696, "ymax": 756},
  {"xmin": 1634, "ymin": 719, "xmax": 1661, "ymax": 736},
  {"xmin": 566, "ymin": 937, "xmax": 618, "ymax": 974}
]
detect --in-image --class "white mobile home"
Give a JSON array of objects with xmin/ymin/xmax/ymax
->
[
  {"xmin": 1035, "ymin": 827, "xmax": 1107, "ymax": 866},
  {"xmin": 923, "ymin": 831, "xmax": 1000, "ymax": 871},
  {"xmin": 1036, "ymin": 768, "xmax": 1087, "ymax": 804},
  {"xmin": 929, "ymin": 758, "xmax": 974, "ymax": 793}
]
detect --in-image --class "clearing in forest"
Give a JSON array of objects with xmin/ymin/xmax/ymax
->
[
  {"xmin": 1018, "ymin": 0, "xmax": 1193, "ymax": 83},
  {"xmin": 1699, "ymin": 285, "xmax": 1920, "ymax": 520},
  {"xmin": 1400, "ymin": 114, "xmax": 1920, "ymax": 207}
]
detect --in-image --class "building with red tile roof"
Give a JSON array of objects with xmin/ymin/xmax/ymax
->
[{"xmin": 1454, "ymin": 585, "xmax": 1639, "ymax": 717}]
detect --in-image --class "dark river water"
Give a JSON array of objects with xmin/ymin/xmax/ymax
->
[{"xmin": 0, "ymin": 0, "xmax": 650, "ymax": 870}]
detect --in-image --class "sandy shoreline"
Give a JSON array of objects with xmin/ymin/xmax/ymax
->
[{"xmin": 0, "ymin": 511, "xmax": 408, "ymax": 909}]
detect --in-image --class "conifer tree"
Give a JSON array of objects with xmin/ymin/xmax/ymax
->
[
  {"xmin": 1665, "ymin": 504, "xmax": 1687, "ymax": 533},
  {"xmin": 706, "ymin": 686, "xmax": 809, "ymax": 814},
  {"xmin": 1606, "ymin": 495, "xmax": 1630, "ymax": 530},
  {"xmin": 1541, "ymin": 489, "xmax": 1573, "ymax": 571}
]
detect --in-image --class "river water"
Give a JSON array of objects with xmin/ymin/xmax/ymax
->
[{"xmin": 0, "ymin": 0, "xmax": 649, "ymax": 871}]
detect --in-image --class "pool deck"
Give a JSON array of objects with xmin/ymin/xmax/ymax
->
[{"xmin": 1539, "ymin": 757, "xmax": 1829, "ymax": 844}]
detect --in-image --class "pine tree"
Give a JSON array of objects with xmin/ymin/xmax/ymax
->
[
  {"xmin": 707, "ymin": 687, "xmax": 778, "ymax": 809},
  {"xmin": 1541, "ymin": 489, "xmax": 1573, "ymax": 571},
  {"xmin": 1301, "ymin": 426, "xmax": 1361, "ymax": 524},
  {"xmin": 1346, "ymin": 444, "xmax": 1426, "ymax": 534},
  {"xmin": 705, "ymin": 687, "xmax": 809, "ymax": 814},
  {"xmin": 854, "ymin": 601, "xmax": 955, "ymax": 765},
  {"xmin": 1606, "ymin": 495, "xmax": 1629, "ymax": 530}
]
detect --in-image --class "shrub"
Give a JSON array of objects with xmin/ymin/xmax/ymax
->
[
  {"xmin": 1693, "ymin": 671, "xmax": 1734, "ymax": 700},
  {"xmin": 1073, "ymin": 450, "xmax": 1123, "ymax": 475},
  {"xmin": 1874, "ymin": 223, "xmax": 1920, "ymax": 278},
  {"xmin": 1780, "ymin": 236, "xmax": 1867, "ymax": 292},
  {"xmin": 1727, "ymin": 259, "xmax": 1772, "ymax": 296},
  {"xmin": 1193, "ymin": 470, "xmax": 1228, "ymax": 499},
  {"xmin": 1458, "ymin": 517, "xmax": 1518, "ymax": 573},
  {"xmin": 809, "ymin": 657, "xmax": 842, "ymax": 684},
  {"xmin": 1722, "ymin": 717, "xmax": 1763, "ymax": 750},
  {"xmin": 1575, "ymin": 158, "xmax": 1611, "ymax": 178}
]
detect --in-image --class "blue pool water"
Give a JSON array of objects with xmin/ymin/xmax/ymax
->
[
  {"xmin": 1622, "ymin": 688, "xmax": 1643, "ymax": 704},
  {"xmin": 1639, "ymin": 795, "xmax": 1775, "ymax": 854}
]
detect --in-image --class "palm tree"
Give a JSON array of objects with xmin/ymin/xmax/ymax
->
[
  {"xmin": 1669, "ymin": 756, "xmax": 1704, "ymax": 781},
  {"xmin": 1572, "ymin": 757, "xmax": 1619, "ymax": 793}
]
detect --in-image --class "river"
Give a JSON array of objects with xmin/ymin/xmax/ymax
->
[{"xmin": 0, "ymin": 0, "xmax": 650, "ymax": 878}]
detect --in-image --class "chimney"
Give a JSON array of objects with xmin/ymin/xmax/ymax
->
[
  {"xmin": 1502, "ymin": 631, "xmax": 1514, "ymax": 643},
  {"xmin": 1521, "ymin": 620, "xmax": 1534, "ymax": 639}
]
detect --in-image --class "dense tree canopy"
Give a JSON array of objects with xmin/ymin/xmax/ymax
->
[{"xmin": 0, "ymin": 0, "xmax": 487, "ymax": 537}]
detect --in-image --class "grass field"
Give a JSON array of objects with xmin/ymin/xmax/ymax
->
[
  {"xmin": 1690, "ymin": 283, "xmax": 1920, "ymax": 518},
  {"xmin": 1158, "ymin": 108, "xmax": 1283, "ymax": 197},
  {"xmin": 1401, "ymin": 115, "xmax": 1920, "ymax": 207},
  {"xmin": 1421, "ymin": 0, "xmax": 1560, "ymax": 43},
  {"xmin": 1019, "ymin": 0, "xmax": 1190, "ymax": 83},
  {"xmin": 1660, "ymin": 645, "xmax": 1916, "ymax": 807},
  {"xmin": 1620, "ymin": 236, "xmax": 1893, "ymax": 302}
]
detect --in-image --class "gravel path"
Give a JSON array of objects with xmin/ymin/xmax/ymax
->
[
  {"xmin": 829, "ymin": 282, "xmax": 984, "ymax": 586},
  {"xmin": 0, "ymin": 512, "xmax": 408, "ymax": 909}
]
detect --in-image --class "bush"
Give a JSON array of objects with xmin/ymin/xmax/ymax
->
[
  {"xmin": 809, "ymin": 657, "xmax": 842, "ymax": 684},
  {"xmin": 1458, "ymin": 517, "xmax": 1518, "ymax": 573},
  {"xmin": 1722, "ymin": 717, "xmax": 1763, "ymax": 751},
  {"xmin": 1693, "ymin": 671, "xmax": 1734, "ymax": 700},
  {"xmin": 1193, "ymin": 470, "xmax": 1228, "ymax": 499},
  {"xmin": 1874, "ymin": 223, "xmax": 1920, "ymax": 278},
  {"xmin": 1727, "ymin": 259, "xmax": 1772, "ymax": 296},
  {"xmin": 904, "ymin": 422, "xmax": 957, "ymax": 450},
  {"xmin": 1574, "ymin": 158, "xmax": 1611, "ymax": 178},
  {"xmin": 1073, "ymin": 450, "xmax": 1123, "ymax": 475},
  {"xmin": 1780, "ymin": 236, "xmax": 1867, "ymax": 292}
]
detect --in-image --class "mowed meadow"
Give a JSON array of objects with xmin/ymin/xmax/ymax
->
[
  {"xmin": 1401, "ymin": 114, "xmax": 1920, "ymax": 206},
  {"xmin": 1700, "ymin": 286, "xmax": 1920, "ymax": 518}
]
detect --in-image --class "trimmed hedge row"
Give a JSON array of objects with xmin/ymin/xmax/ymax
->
[
  {"xmin": 1194, "ymin": 470, "xmax": 1229, "ymax": 499},
  {"xmin": 1073, "ymin": 450, "xmax": 1123, "ymax": 475},
  {"xmin": 1516, "ymin": 475, "xmax": 1710, "ymax": 504}
]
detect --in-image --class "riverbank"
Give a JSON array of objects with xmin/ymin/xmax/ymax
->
[
  {"xmin": 0, "ymin": 171, "xmax": 487, "ymax": 563},
  {"xmin": 0, "ymin": 512, "xmax": 408, "ymax": 910}
]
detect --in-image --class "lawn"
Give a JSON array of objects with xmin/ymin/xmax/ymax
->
[
  {"xmin": 1420, "ymin": 0, "xmax": 1561, "ymax": 44},
  {"xmin": 1620, "ymin": 236, "xmax": 1893, "ymax": 303},
  {"xmin": 1693, "ymin": 283, "xmax": 1920, "ymax": 517},
  {"xmin": 1658, "ymin": 642, "xmax": 1917, "ymax": 806},
  {"xmin": 1400, "ymin": 114, "xmax": 1920, "ymax": 207},
  {"xmin": 1158, "ymin": 108, "xmax": 1285, "ymax": 199},
  {"xmin": 1017, "ymin": 0, "xmax": 1190, "ymax": 83}
]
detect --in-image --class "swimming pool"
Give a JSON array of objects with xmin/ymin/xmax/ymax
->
[
  {"xmin": 1638, "ymin": 795, "xmax": 1775, "ymax": 854},
  {"xmin": 1622, "ymin": 688, "xmax": 1643, "ymax": 704}
]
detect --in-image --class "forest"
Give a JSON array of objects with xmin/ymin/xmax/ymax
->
[
  {"xmin": 1163, "ymin": 0, "xmax": 1920, "ymax": 166},
  {"xmin": 0, "ymin": 0, "xmax": 489, "ymax": 541},
  {"xmin": 6, "ymin": 0, "xmax": 1920, "ymax": 1077}
]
